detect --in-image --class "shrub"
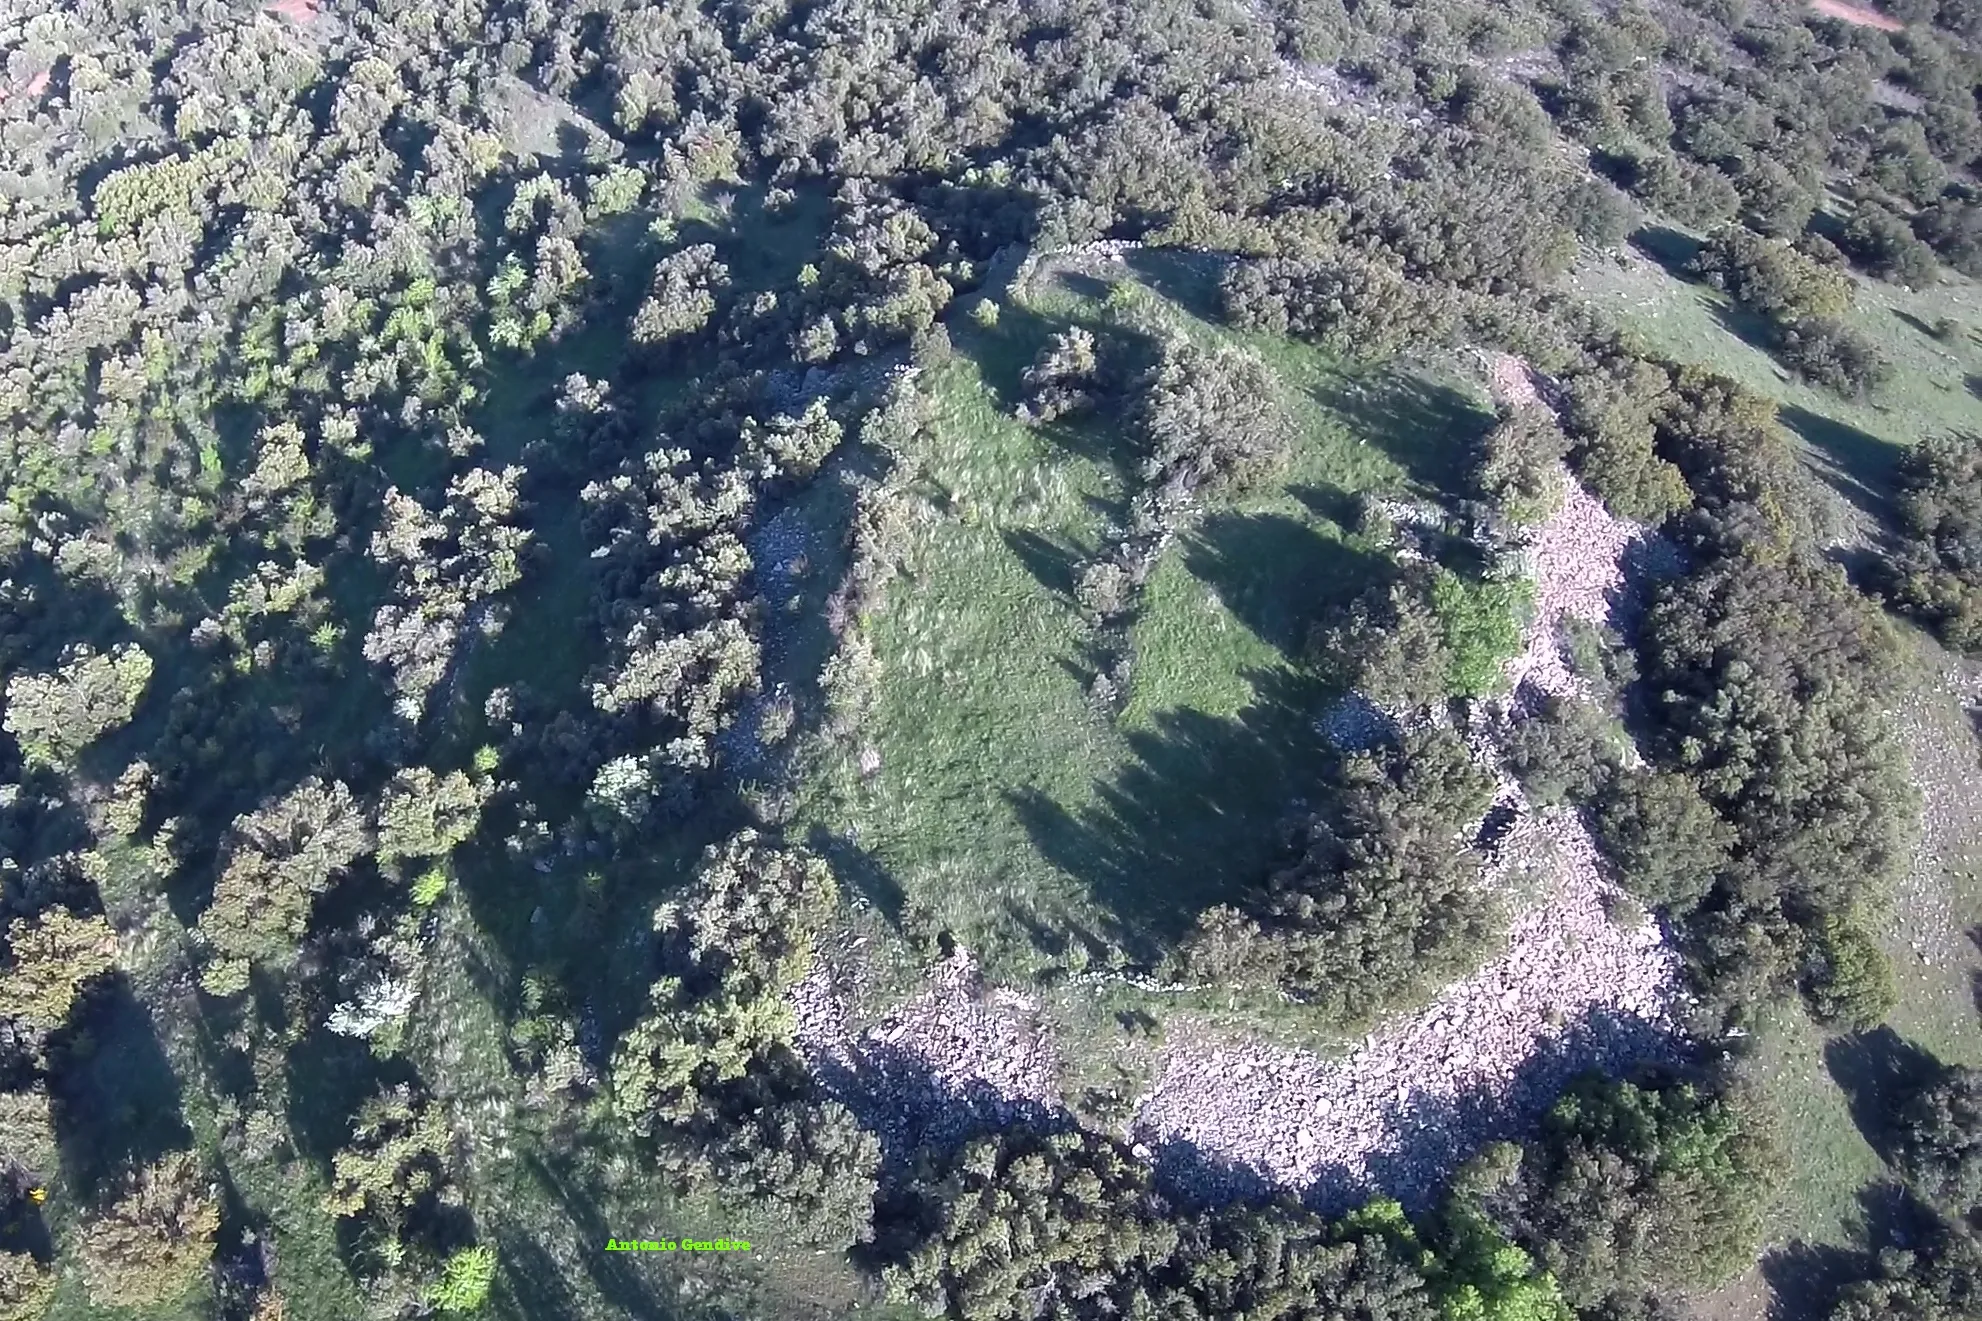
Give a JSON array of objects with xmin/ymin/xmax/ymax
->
[
  {"xmin": 1505, "ymin": 1073, "xmax": 1779, "ymax": 1306},
  {"xmin": 1428, "ymin": 567, "xmax": 1531, "ymax": 699},
  {"xmin": 1824, "ymin": 1214, "xmax": 1982, "ymax": 1321},
  {"xmin": 1501, "ymin": 696, "xmax": 1619, "ymax": 806},
  {"xmin": 1471, "ymin": 408, "xmax": 1570, "ymax": 525},
  {"xmin": 1688, "ymin": 226, "xmax": 1852, "ymax": 324},
  {"xmin": 1310, "ymin": 567, "xmax": 1455, "ymax": 709},
  {"xmin": 1019, "ymin": 327, "xmax": 1104, "ymax": 423},
  {"xmin": 430, "ymin": 1246, "xmax": 497, "ymax": 1314},
  {"xmin": 0, "ymin": 1252, "xmax": 55, "ymax": 1321},
  {"xmin": 1181, "ymin": 727, "xmax": 1500, "ymax": 1019},
  {"xmin": 1892, "ymin": 1064, "xmax": 1982, "ymax": 1212},
  {"xmin": 1133, "ymin": 337, "xmax": 1289, "ymax": 494},
  {"xmin": 876, "ymin": 1129, "xmax": 1180, "ymax": 1321},
  {"xmin": 78, "ymin": 1151, "xmax": 221, "ymax": 1308},
  {"xmin": 0, "ymin": 907, "xmax": 117, "ymax": 1032},
  {"xmin": 2, "ymin": 642, "xmax": 152, "ymax": 769},
  {"xmin": 1886, "ymin": 431, "xmax": 1982, "ymax": 653},
  {"xmin": 0, "ymin": 1091, "xmax": 56, "ymax": 1183},
  {"xmin": 1587, "ymin": 768, "xmax": 1731, "ymax": 914},
  {"xmin": 1555, "ymin": 354, "xmax": 1692, "ymax": 525},
  {"xmin": 1772, "ymin": 318, "xmax": 1893, "ymax": 398},
  {"xmin": 1562, "ymin": 178, "xmax": 1640, "ymax": 249},
  {"xmin": 1221, "ymin": 254, "xmax": 1448, "ymax": 357},
  {"xmin": 1841, "ymin": 204, "xmax": 1940, "ymax": 288},
  {"xmin": 1801, "ymin": 914, "xmax": 1897, "ymax": 1031}
]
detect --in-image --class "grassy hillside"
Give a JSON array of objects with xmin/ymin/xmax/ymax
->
[{"xmin": 794, "ymin": 256, "xmax": 1494, "ymax": 989}]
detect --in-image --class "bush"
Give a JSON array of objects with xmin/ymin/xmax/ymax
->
[
  {"xmin": 1181, "ymin": 727, "xmax": 1500, "ymax": 1019},
  {"xmin": 1220, "ymin": 254, "xmax": 1449, "ymax": 357},
  {"xmin": 430, "ymin": 1246, "xmax": 497, "ymax": 1314},
  {"xmin": 0, "ymin": 908, "xmax": 117, "ymax": 1032},
  {"xmin": 1688, "ymin": 226, "xmax": 1852, "ymax": 324},
  {"xmin": 1311, "ymin": 566, "xmax": 1455, "ymax": 709},
  {"xmin": 2, "ymin": 642, "xmax": 152, "ymax": 769},
  {"xmin": 1505, "ymin": 1073, "xmax": 1779, "ymax": 1306},
  {"xmin": 876, "ymin": 1129, "xmax": 1180, "ymax": 1321},
  {"xmin": 1555, "ymin": 353, "xmax": 1692, "ymax": 525},
  {"xmin": 1588, "ymin": 768, "xmax": 1731, "ymax": 914},
  {"xmin": 0, "ymin": 1090, "xmax": 55, "ymax": 1183},
  {"xmin": 1501, "ymin": 696, "xmax": 1619, "ymax": 806},
  {"xmin": 1886, "ymin": 431, "xmax": 1982, "ymax": 653},
  {"xmin": 1841, "ymin": 204, "xmax": 1940, "ymax": 288},
  {"xmin": 1825, "ymin": 1215, "xmax": 1982, "ymax": 1321},
  {"xmin": 1134, "ymin": 337, "xmax": 1289, "ymax": 495},
  {"xmin": 1428, "ymin": 567, "xmax": 1531, "ymax": 699},
  {"xmin": 1801, "ymin": 914, "xmax": 1897, "ymax": 1031},
  {"xmin": 0, "ymin": 1252, "xmax": 55, "ymax": 1321},
  {"xmin": 323, "ymin": 1085, "xmax": 455, "ymax": 1254},
  {"xmin": 1562, "ymin": 178, "xmax": 1640, "ymax": 249},
  {"xmin": 78, "ymin": 1152, "xmax": 221, "ymax": 1308},
  {"xmin": 1019, "ymin": 327, "xmax": 1105, "ymax": 423},
  {"xmin": 1471, "ymin": 408, "xmax": 1570, "ymax": 525},
  {"xmin": 1892, "ymin": 1064, "xmax": 1982, "ymax": 1213},
  {"xmin": 1772, "ymin": 318, "xmax": 1894, "ymax": 397}
]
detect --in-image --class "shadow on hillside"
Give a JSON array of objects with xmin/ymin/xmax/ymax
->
[
  {"xmin": 1760, "ymin": 1180, "xmax": 1941, "ymax": 1321},
  {"xmin": 1006, "ymin": 669, "xmax": 1333, "ymax": 960},
  {"xmin": 1323, "ymin": 371, "xmax": 1493, "ymax": 502},
  {"xmin": 1002, "ymin": 526, "xmax": 1090, "ymax": 601},
  {"xmin": 805, "ymin": 825, "xmax": 907, "ymax": 927},
  {"xmin": 1706, "ymin": 299, "xmax": 1791, "ymax": 362},
  {"xmin": 1288, "ymin": 480, "xmax": 1364, "ymax": 530},
  {"xmin": 1182, "ymin": 512, "xmax": 1390, "ymax": 656},
  {"xmin": 491, "ymin": 1231, "xmax": 582, "ymax": 1321},
  {"xmin": 524, "ymin": 1154, "xmax": 681, "ymax": 1321},
  {"xmin": 1780, "ymin": 403, "xmax": 1903, "ymax": 527},
  {"xmin": 1760, "ymin": 1239, "xmax": 1867, "ymax": 1321},
  {"xmin": 51, "ymin": 973, "xmax": 194, "ymax": 1200},
  {"xmin": 1893, "ymin": 308, "xmax": 1941, "ymax": 339},
  {"xmin": 1822, "ymin": 1026, "xmax": 1943, "ymax": 1166},
  {"xmin": 1123, "ymin": 248, "xmax": 1228, "ymax": 323},
  {"xmin": 1629, "ymin": 224, "xmax": 1703, "ymax": 279}
]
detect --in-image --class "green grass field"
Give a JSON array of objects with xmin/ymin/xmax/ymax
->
[
  {"xmin": 792, "ymin": 255, "xmax": 1493, "ymax": 997},
  {"xmin": 1569, "ymin": 241, "xmax": 1982, "ymax": 540}
]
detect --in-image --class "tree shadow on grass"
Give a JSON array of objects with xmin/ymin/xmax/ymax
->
[
  {"xmin": 1822, "ymin": 1026, "xmax": 1944, "ymax": 1167},
  {"xmin": 492, "ymin": 1228, "xmax": 584, "ymax": 1321},
  {"xmin": 1780, "ymin": 403, "xmax": 1905, "ymax": 528},
  {"xmin": 804, "ymin": 824, "xmax": 907, "ymax": 927},
  {"xmin": 1181, "ymin": 512, "xmax": 1391, "ymax": 656},
  {"xmin": 51, "ymin": 972, "xmax": 193, "ymax": 1199},
  {"xmin": 1760, "ymin": 1239, "xmax": 1868, "ymax": 1321},
  {"xmin": 1759, "ymin": 1180, "xmax": 1940, "ymax": 1320},
  {"xmin": 1629, "ymin": 224, "xmax": 1704, "ymax": 279},
  {"xmin": 1321, "ymin": 371, "xmax": 1493, "ymax": 504},
  {"xmin": 1122, "ymin": 247, "xmax": 1228, "ymax": 323},
  {"xmin": 283, "ymin": 1026, "xmax": 402, "ymax": 1168},
  {"xmin": 1893, "ymin": 308, "xmax": 1942, "ymax": 339},
  {"xmin": 1005, "ymin": 668, "xmax": 1334, "ymax": 962},
  {"xmin": 1288, "ymin": 480, "xmax": 1364, "ymax": 530},
  {"xmin": 1001, "ymin": 527, "xmax": 1090, "ymax": 602},
  {"xmin": 523, "ymin": 1153, "xmax": 689, "ymax": 1321}
]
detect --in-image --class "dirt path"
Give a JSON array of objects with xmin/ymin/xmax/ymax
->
[{"xmin": 1808, "ymin": 0, "xmax": 1903, "ymax": 31}]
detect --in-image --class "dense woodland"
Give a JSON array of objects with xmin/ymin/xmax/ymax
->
[{"xmin": 2, "ymin": 0, "xmax": 1982, "ymax": 1316}]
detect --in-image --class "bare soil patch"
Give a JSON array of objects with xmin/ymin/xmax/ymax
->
[
  {"xmin": 264, "ymin": 0, "xmax": 321, "ymax": 23},
  {"xmin": 1808, "ymin": 0, "xmax": 1904, "ymax": 31}
]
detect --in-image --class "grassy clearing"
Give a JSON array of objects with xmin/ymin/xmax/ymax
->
[
  {"xmin": 1569, "ymin": 244, "xmax": 1982, "ymax": 534},
  {"xmin": 795, "ymin": 255, "xmax": 1495, "ymax": 995}
]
